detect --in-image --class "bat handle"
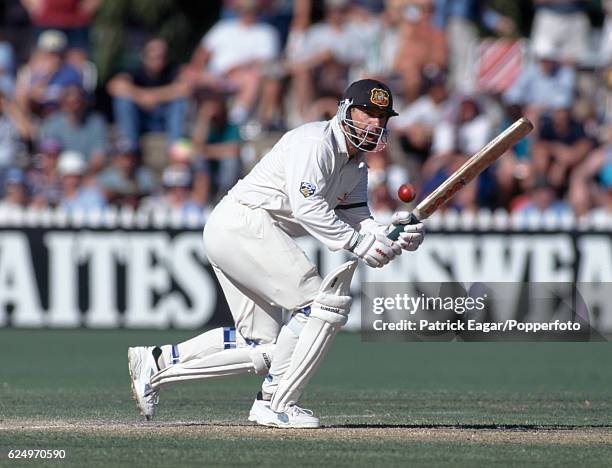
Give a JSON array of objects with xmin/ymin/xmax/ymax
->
[{"xmin": 387, "ymin": 212, "xmax": 420, "ymax": 241}]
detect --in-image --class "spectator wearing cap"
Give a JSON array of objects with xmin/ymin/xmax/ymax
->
[
  {"xmin": 20, "ymin": 0, "xmax": 101, "ymax": 51},
  {"xmin": 107, "ymin": 37, "xmax": 189, "ymax": 151},
  {"xmin": 140, "ymin": 164, "xmax": 202, "ymax": 220},
  {"xmin": 0, "ymin": 90, "xmax": 33, "ymax": 196},
  {"xmin": 39, "ymin": 84, "xmax": 108, "ymax": 173},
  {"xmin": 165, "ymin": 137, "xmax": 211, "ymax": 208},
  {"xmin": 569, "ymin": 122, "xmax": 612, "ymax": 216},
  {"xmin": 532, "ymin": 105, "xmax": 594, "ymax": 191},
  {"xmin": 0, "ymin": 168, "xmax": 28, "ymax": 211},
  {"xmin": 26, "ymin": 137, "xmax": 63, "ymax": 207},
  {"xmin": 184, "ymin": 0, "xmax": 280, "ymax": 125},
  {"xmin": 503, "ymin": 44, "xmax": 577, "ymax": 126},
  {"xmin": 191, "ymin": 95, "xmax": 241, "ymax": 204},
  {"xmin": 57, "ymin": 150, "xmax": 106, "ymax": 212},
  {"xmin": 15, "ymin": 29, "xmax": 83, "ymax": 116},
  {"xmin": 97, "ymin": 139, "xmax": 157, "ymax": 205}
]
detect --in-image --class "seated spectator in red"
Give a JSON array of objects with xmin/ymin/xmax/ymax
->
[
  {"xmin": 532, "ymin": 106, "xmax": 594, "ymax": 190},
  {"xmin": 0, "ymin": 168, "xmax": 28, "ymax": 211},
  {"xmin": 39, "ymin": 84, "xmax": 108, "ymax": 173},
  {"xmin": 191, "ymin": 95, "xmax": 241, "ymax": 204},
  {"xmin": 20, "ymin": 0, "xmax": 101, "ymax": 50},
  {"xmin": 26, "ymin": 137, "xmax": 63, "ymax": 207},
  {"xmin": 97, "ymin": 138, "xmax": 157, "ymax": 205},
  {"xmin": 15, "ymin": 30, "xmax": 83, "ymax": 117},
  {"xmin": 107, "ymin": 37, "xmax": 189, "ymax": 151},
  {"xmin": 56, "ymin": 150, "xmax": 106, "ymax": 212},
  {"xmin": 569, "ymin": 122, "xmax": 612, "ymax": 216}
]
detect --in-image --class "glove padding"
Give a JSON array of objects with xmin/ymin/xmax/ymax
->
[
  {"xmin": 390, "ymin": 211, "xmax": 425, "ymax": 252},
  {"xmin": 352, "ymin": 232, "xmax": 401, "ymax": 268}
]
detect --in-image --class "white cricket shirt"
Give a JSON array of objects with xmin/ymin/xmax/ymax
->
[{"xmin": 229, "ymin": 116, "xmax": 378, "ymax": 251}]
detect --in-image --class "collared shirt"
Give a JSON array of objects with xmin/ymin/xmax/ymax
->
[
  {"xmin": 229, "ymin": 116, "xmax": 374, "ymax": 251},
  {"xmin": 503, "ymin": 61, "xmax": 576, "ymax": 109}
]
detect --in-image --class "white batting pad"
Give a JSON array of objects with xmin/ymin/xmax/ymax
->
[
  {"xmin": 150, "ymin": 344, "xmax": 273, "ymax": 389},
  {"xmin": 269, "ymin": 260, "xmax": 356, "ymax": 412}
]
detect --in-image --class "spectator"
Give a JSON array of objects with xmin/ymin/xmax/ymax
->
[
  {"xmin": 286, "ymin": 0, "xmax": 364, "ymax": 122},
  {"xmin": 393, "ymin": 0, "xmax": 447, "ymax": 101},
  {"xmin": 532, "ymin": 106, "xmax": 594, "ymax": 190},
  {"xmin": 569, "ymin": 123, "xmax": 612, "ymax": 215},
  {"xmin": 107, "ymin": 37, "xmax": 189, "ymax": 151},
  {"xmin": 0, "ymin": 168, "xmax": 28, "ymax": 211},
  {"xmin": 165, "ymin": 138, "xmax": 211, "ymax": 207},
  {"xmin": 0, "ymin": 91, "xmax": 32, "ymax": 196},
  {"xmin": 15, "ymin": 29, "xmax": 83, "ymax": 117},
  {"xmin": 140, "ymin": 164, "xmax": 203, "ymax": 219},
  {"xmin": 26, "ymin": 137, "xmax": 63, "ymax": 207},
  {"xmin": 185, "ymin": 0, "xmax": 280, "ymax": 125},
  {"xmin": 348, "ymin": 0, "xmax": 405, "ymax": 83},
  {"xmin": 56, "ymin": 150, "xmax": 106, "ymax": 212},
  {"xmin": 493, "ymin": 103, "xmax": 535, "ymax": 207},
  {"xmin": 39, "ymin": 84, "xmax": 108, "ymax": 173},
  {"xmin": 191, "ymin": 95, "xmax": 241, "ymax": 204},
  {"xmin": 530, "ymin": 0, "xmax": 591, "ymax": 65},
  {"xmin": 423, "ymin": 95, "xmax": 494, "ymax": 210},
  {"xmin": 433, "ymin": 0, "xmax": 514, "ymax": 92},
  {"xmin": 503, "ymin": 44, "xmax": 576, "ymax": 126},
  {"xmin": 97, "ymin": 139, "xmax": 157, "ymax": 205},
  {"xmin": 390, "ymin": 70, "xmax": 449, "ymax": 167},
  {"xmin": 0, "ymin": 40, "xmax": 16, "ymax": 97},
  {"xmin": 601, "ymin": 0, "xmax": 612, "ymax": 67},
  {"xmin": 20, "ymin": 0, "xmax": 101, "ymax": 50},
  {"xmin": 513, "ymin": 176, "xmax": 573, "ymax": 217},
  {"xmin": 366, "ymin": 148, "xmax": 409, "ymax": 218}
]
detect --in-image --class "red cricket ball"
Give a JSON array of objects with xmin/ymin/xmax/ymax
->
[{"xmin": 397, "ymin": 183, "xmax": 416, "ymax": 203}]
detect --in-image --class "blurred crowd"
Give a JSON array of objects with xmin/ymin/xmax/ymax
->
[{"xmin": 1, "ymin": 0, "xmax": 612, "ymax": 220}]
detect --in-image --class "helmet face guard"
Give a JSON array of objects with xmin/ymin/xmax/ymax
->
[{"xmin": 336, "ymin": 98, "xmax": 388, "ymax": 153}]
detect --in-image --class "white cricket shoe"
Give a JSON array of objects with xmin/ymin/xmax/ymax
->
[
  {"xmin": 128, "ymin": 346, "xmax": 159, "ymax": 421},
  {"xmin": 248, "ymin": 394, "xmax": 320, "ymax": 429}
]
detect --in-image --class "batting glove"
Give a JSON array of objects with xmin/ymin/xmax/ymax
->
[
  {"xmin": 351, "ymin": 232, "xmax": 400, "ymax": 268},
  {"xmin": 390, "ymin": 211, "xmax": 425, "ymax": 252}
]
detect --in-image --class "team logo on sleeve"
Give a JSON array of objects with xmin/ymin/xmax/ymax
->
[
  {"xmin": 370, "ymin": 88, "xmax": 390, "ymax": 108},
  {"xmin": 299, "ymin": 181, "xmax": 317, "ymax": 198}
]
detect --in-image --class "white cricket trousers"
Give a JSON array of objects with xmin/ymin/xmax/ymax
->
[{"xmin": 203, "ymin": 195, "xmax": 322, "ymax": 345}]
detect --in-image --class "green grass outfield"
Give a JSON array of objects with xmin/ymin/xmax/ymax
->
[{"xmin": 1, "ymin": 330, "xmax": 611, "ymax": 467}]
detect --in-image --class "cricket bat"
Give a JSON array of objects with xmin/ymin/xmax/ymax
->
[{"xmin": 387, "ymin": 117, "xmax": 533, "ymax": 240}]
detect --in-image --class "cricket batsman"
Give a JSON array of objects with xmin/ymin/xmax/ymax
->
[{"xmin": 128, "ymin": 79, "xmax": 425, "ymax": 428}]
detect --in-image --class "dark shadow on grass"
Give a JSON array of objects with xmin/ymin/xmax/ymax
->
[
  {"xmin": 157, "ymin": 421, "xmax": 612, "ymax": 430},
  {"xmin": 323, "ymin": 423, "xmax": 612, "ymax": 430}
]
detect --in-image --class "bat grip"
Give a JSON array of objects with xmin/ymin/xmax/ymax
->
[{"xmin": 387, "ymin": 212, "xmax": 420, "ymax": 241}]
